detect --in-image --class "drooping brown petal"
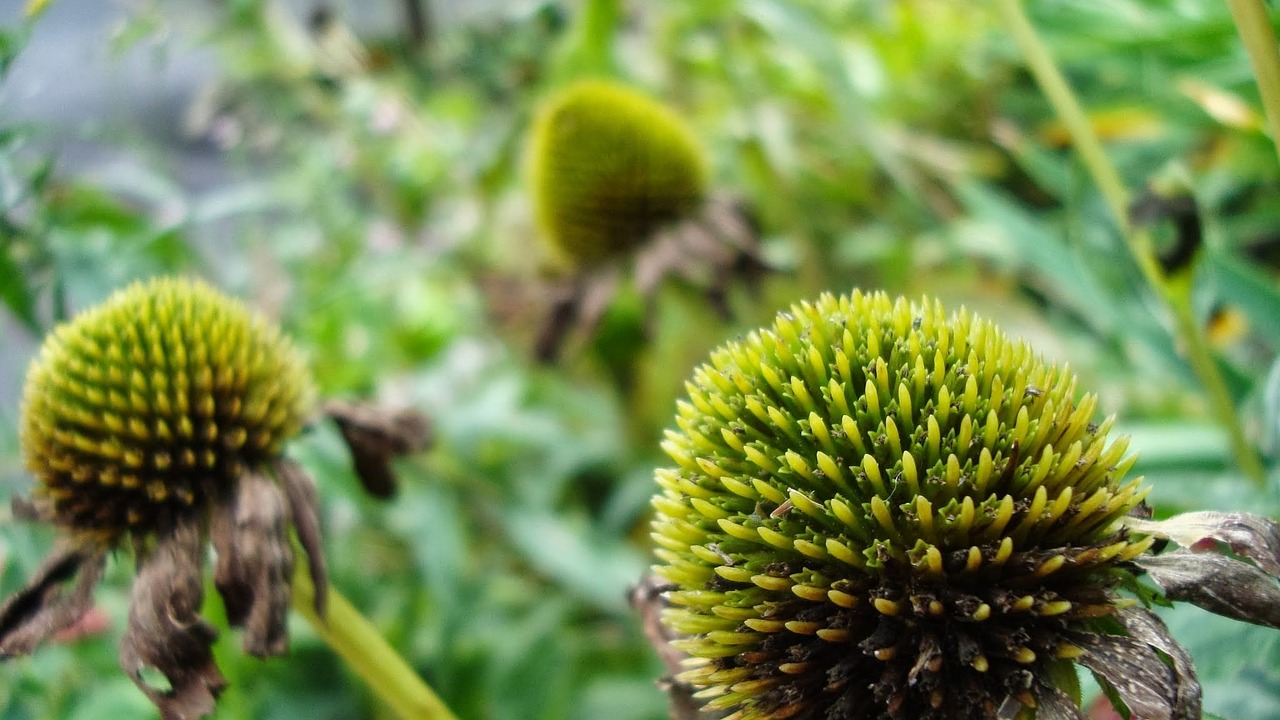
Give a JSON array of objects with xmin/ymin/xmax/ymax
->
[
  {"xmin": 628, "ymin": 573, "xmax": 708, "ymax": 720},
  {"xmin": 534, "ymin": 268, "xmax": 623, "ymax": 363},
  {"xmin": 1136, "ymin": 550, "xmax": 1280, "ymax": 628},
  {"xmin": 211, "ymin": 470, "xmax": 294, "ymax": 658},
  {"xmin": 276, "ymin": 458, "xmax": 329, "ymax": 617},
  {"xmin": 0, "ymin": 543, "xmax": 105, "ymax": 657},
  {"xmin": 1074, "ymin": 632, "xmax": 1175, "ymax": 720},
  {"xmin": 1126, "ymin": 511, "xmax": 1280, "ymax": 576},
  {"xmin": 120, "ymin": 521, "xmax": 226, "ymax": 720},
  {"xmin": 995, "ymin": 696, "xmax": 1025, "ymax": 720},
  {"xmin": 1115, "ymin": 606, "xmax": 1201, "ymax": 720},
  {"xmin": 1032, "ymin": 681, "xmax": 1087, "ymax": 720},
  {"xmin": 324, "ymin": 400, "xmax": 432, "ymax": 499}
]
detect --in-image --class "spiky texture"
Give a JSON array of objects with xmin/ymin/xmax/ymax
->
[
  {"xmin": 650, "ymin": 291, "xmax": 1152, "ymax": 720},
  {"xmin": 20, "ymin": 278, "xmax": 313, "ymax": 543},
  {"xmin": 527, "ymin": 79, "xmax": 710, "ymax": 267}
]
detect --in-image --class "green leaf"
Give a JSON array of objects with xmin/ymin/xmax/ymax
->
[{"xmin": 0, "ymin": 240, "xmax": 39, "ymax": 332}]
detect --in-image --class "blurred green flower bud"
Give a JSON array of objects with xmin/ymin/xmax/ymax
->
[{"xmin": 527, "ymin": 79, "xmax": 710, "ymax": 267}]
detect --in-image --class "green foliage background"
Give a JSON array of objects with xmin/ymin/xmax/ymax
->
[{"xmin": 3, "ymin": 0, "xmax": 1280, "ymax": 718}]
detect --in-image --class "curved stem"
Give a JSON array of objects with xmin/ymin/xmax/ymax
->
[
  {"xmin": 1227, "ymin": 0, "xmax": 1280, "ymax": 166},
  {"xmin": 995, "ymin": 0, "xmax": 1266, "ymax": 485},
  {"xmin": 292, "ymin": 566, "xmax": 459, "ymax": 720}
]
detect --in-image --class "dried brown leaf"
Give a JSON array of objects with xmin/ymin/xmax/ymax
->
[
  {"xmin": 120, "ymin": 522, "xmax": 226, "ymax": 720},
  {"xmin": 211, "ymin": 470, "xmax": 294, "ymax": 657},
  {"xmin": 277, "ymin": 458, "xmax": 328, "ymax": 617},
  {"xmin": 1075, "ymin": 632, "xmax": 1174, "ymax": 720},
  {"xmin": 1126, "ymin": 511, "xmax": 1280, "ymax": 576},
  {"xmin": 1032, "ymin": 681, "xmax": 1087, "ymax": 720},
  {"xmin": 1115, "ymin": 606, "xmax": 1201, "ymax": 720},
  {"xmin": 1136, "ymin": 549, "xmax": 1280, "ymax": 628},
  {"xmin": 325, "ymin": 400, "xmax": 433, "ymax": 499},
  {"xmin": 0, "ymin": 544, "xmax": 104, "ymax": 657}
]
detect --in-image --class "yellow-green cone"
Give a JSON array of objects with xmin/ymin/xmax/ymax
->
[
  {"xmin": 20, "ymin": 277, "xmax": 314, "ymax": 542},
  {"xmin": 650, "ymin": 290, "xmax": 1152, "ymax": 719},
  {"xmin": 527, "ymin": 79, "xmax": 710, "ymax": 267}
]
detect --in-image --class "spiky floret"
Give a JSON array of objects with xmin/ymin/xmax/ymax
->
[
  {"xmin": 650, "ymin": 291, "xmax": 1152, "ymax": 720},
  {"xmin": 527, "ymin": 79, "xmax": 710, "ymax": 267},
  {"xmin": 20, "ymin": 277, "xmax": 314, "ymax": 542}
]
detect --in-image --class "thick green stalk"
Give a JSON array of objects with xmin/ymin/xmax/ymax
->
[
  {"xmin": 995, "ymin": 0, "xmax": 1266, "ymax": 484},
  {"xmin": 1227, "ymin": 0, "xmax": 1280, "ymax": 166},
  {"xmin": 292, "ymin": 567, "xmax": 459, "ymax": 720}
]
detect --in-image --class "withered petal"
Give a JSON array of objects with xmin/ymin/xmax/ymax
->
[
  {"xmin": 212, "ymin": 470, "xmax": 294, "ymax": 658},
  {"xmin": 1136, "ymin": 549, "xmax": 1280, "ymax": 628},
  {"xmin": 276, "ymin": 458, "xmax": 329, "ymax": 617},
  {"xmin": 0, "ymin": 544, "xmax": 105, "ymax": 657},
  {"xmin": 1075, "ymin": 632, "xmax": 1175, "ymax": 720},
  {"xmin": 1115, "ymin": 606, "xmax": 1201, "ymax": 720},
  {"xmin": 1032, "ymin": 681, "xmax": 1086, "ymax": 720},
  {"xmin": 1127, "ymin": 511, "xmax": 1280, "ymax": 576},
  {"xmin": 995, "ymin": 695, "xmax": 1025, "ymax": 720},
  {"xmin": 534, "ymin": 269, "xmax": 623, "ymax": 363},
  {"xmin": 324, "ymin": 400, "xmax": 432, "ymax": 499},
  {"xmin": 120, "ymin": 522, "xmax": 226, "ymax": 720}
]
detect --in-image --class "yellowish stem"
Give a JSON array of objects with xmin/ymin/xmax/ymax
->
[
  {"xmin": 1227, "ymin": 0, "xmax": 1280, "ymax": 166},
  {"xmin": 292, "ymin": 567, "xmax": 459, "ymax": 720},
  {"xmin": 995, "ymin": 0, "xmax": 1266, "ymax": 484}
]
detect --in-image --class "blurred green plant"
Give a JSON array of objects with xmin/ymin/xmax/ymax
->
[{"xmin": 2, "ymin": 0, "xmax": 1280, "ymax": 718}]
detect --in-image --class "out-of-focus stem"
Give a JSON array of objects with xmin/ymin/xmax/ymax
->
[
  {"xmin": 1227, "ymin": 0, "xmax": 1280, "ymax": 166},
  {"xmin": 292, "ymin": 566, "xmax": 459, "ymax": 720},
  {"xmin": 995, "ymin": 0, "xmax": 1266, "ymax": 485}
]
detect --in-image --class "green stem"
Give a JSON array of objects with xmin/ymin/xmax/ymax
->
[
  {"xmin": 995, "ymin": 0, "xmax": 1266, "ymax": 485},
  {"xmin": 1227, "ymin": 0, "xmax": 1280, "ymax": 166},
  {"xmin": 292, "ymin": 567, "xmax": 459, "ymax": 720},
  {"xmin": 1169, "ymin": 288, "xmax": 1267, "ymax": 482}
]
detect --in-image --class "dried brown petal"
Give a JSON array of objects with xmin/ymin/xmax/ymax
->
[
  {"xmin": 120, "ymin": 521, "xmax": 226, "ymax": 720},
  {"xmin": 276, "ymin": 458, "xmax": 329, "ymax": 617},
  {"xmin": 1074, "ymin": 632, "xmax": 1174, "ymax": 720},
  {"xmin": 995, "ymin": 696, "xmax": 1024, "ymax": 720},
  {"xmin": 534, "ymin": 268, "xmax": 624, "ymax": 363},
  {"xmin": 1136, "ymin": 549, "xmax": 1280, "ymax": 628},
  {"xmin": 324, "ymin": 400, "xmax": 432, "ymax": 499},
  {"xmin": 0, "ymin": 544, "xmax": 105, "ymax": 657},
  {"xmin": 1126, "ymin": 511, "xmax": 1280, "ymax": 576},
  {"xmin": 1032, "ymin": 681, "xmax": 1086, "ymax": 720},
  {"xmin": 1115, "ymin": 607, "xmax": 1201, "ymax": 720},
  {"xmin": 211, "ymin": 470, "xmax": 294, "ymax": 657}
]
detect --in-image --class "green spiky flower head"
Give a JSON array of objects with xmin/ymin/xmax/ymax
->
[
  {"xmin": 20, "ymin": 277, "xmax": 314, "ymax": 543},
  {"xmin": 527, "ymin": 79, "xmax": 710, "ymax": 267},
  {"xmin": 650, "ymin": 291, "xmax": 1151, "ymax": 719}
]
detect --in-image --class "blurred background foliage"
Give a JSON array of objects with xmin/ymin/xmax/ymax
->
[{"xmin": 2, "ymin": 0, "xmax": 1280, "ymax": 718}]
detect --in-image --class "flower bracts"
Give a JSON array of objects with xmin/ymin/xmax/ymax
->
[{"xmin": 650, "ymin": 290, "xmax": 1154, "ymax": 719}]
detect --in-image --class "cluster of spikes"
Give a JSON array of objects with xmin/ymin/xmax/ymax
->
[
  {"xmin": 20, "ymin": 277, "xmax": 312, "ymax": 543},
  {"xmin": 649, "ymin": 290, "xmax": 1156, "ymax": 719},
  {"xmin": 0, "ymin": 277, "xmax": 325, "ymax": 720},
  {"xmin": 0, "ymin": 277, "xmax": 433, "ymax": 718}
]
